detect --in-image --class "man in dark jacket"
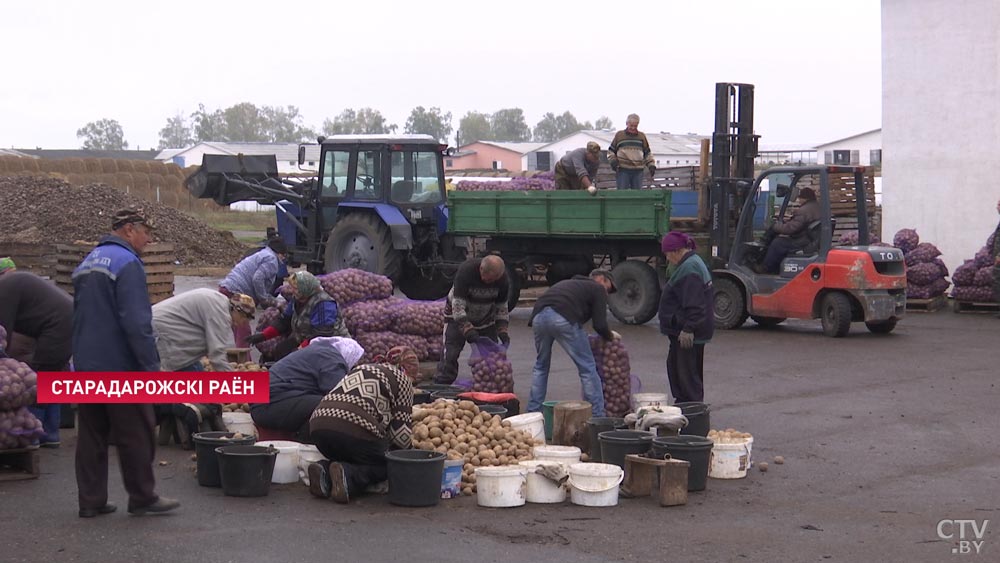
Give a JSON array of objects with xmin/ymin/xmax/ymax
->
[
  {"xmin": 251, "ymin": 337, "xmax": 364, "ymax": 441},
  {"xmin": 658, "ymin": 232, "xmax": 714, "ymax": 403},
  {"xmin": 527, "ymin": 270, "xmax": 617, "ymax": 417},
  {"xmin": 554, "ymin": 142, "xmax": 602, "ymax": 190},
  {"xmin": 0, "ymin": 269, "xmax": 73, "ymax": 446},
  {"xmin": 434, "ymin": 255, "xmax": 509, "ymax": 384},
  {"xmin": 763, "ymin": 187, "xmax": 822, "ymax": 273},
  {"xmin": 72, "ymin": 208, "xmax": 179, "ymax": 518}
]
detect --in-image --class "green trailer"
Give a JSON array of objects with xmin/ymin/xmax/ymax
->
[{"xmin": 447, "ymin": 189, "xmax": 675, "ymax": 324}]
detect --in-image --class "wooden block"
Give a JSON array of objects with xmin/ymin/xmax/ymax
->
[
  {"xmin": 621, "ymin": 454, "xmax": 668, "ymax": 498},
  {"xmin": 0, "ymin": 448, "xmax": 41, "ymax": 481},
  {"xmin": 226, "ymin": 348, "xmax": 252, "ymax": 364},
  {"xmin": 553, "ymin": 401, "xmax": 592, "ymax": 451}
]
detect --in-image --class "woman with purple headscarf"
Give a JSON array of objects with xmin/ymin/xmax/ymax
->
[{"xmin": 657, "ymin": 231, "xmax": 714, "ymax": 403}]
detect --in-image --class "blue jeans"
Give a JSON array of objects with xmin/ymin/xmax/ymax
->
[
  {"xmin": 615, "ymin": 168, "xmax": 644, "ymax": 190},
  {"xmin": 29, "ymin": 404, "xmax": 61, "ymax": 444},
  {"xmin": 528, "ymin": 307, "xmax": 606, "ymax": 417}
]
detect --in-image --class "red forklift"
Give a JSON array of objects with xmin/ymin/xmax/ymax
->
[{"xmin": 707, "ymin": 83, "xmax": 906, "ymax": 336}]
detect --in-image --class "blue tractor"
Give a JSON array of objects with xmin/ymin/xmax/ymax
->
[{"xmin": 186, "ymin": 134, "xmax": 467, "ymax": 299}]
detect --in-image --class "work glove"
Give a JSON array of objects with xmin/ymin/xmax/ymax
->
[
  {"xmin": 639, "ymin": 412, "xmax": 689, "ymax": 434},
  {"xmin": 246, "ymin": 332, "xmax": 267, "ymax": 345},
  {"xmin": 498, "ymin": 331, "xmax": 510, "ymax": 347},
  {"xmin": 611, "ymin": 330, "xmax": 622, "ymax": 341},
  {"xmin": 463, "ymin": 329, "xmax": 480, "ymax": 343},
  {"xmin": 678, "ymin": 330, "xmax": 695, "ymax": 350},
  {"xmin": 647, "ymin": 165, "xmax": 656, "ymax": 177},
  {"xmin": 533, "ymin": 463, "xmax": 569, "ymax": 485}
]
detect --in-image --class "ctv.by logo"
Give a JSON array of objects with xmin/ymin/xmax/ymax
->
[{"xmin": 937, "ymin": 519, "xmax": 989, "ymax": 555}]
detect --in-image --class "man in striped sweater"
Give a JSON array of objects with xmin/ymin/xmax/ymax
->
[
  {"xmin": 307, "ymin": 346, "xmax": 419, "ymax": 503},
  {"xmin": 608, "ymin": 114, "xmax": 656, "ymax": 190}
]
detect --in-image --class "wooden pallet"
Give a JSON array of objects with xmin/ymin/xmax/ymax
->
[
  {"xmin": 0, "ymin": 447, "xmax": 41, "ymax": 481},
  {"xmin": 952, "ymin": 300, "xmax": 999, "ymax": 314},
  {"xmin": 53, "ymin": 242, "xmax": 176, "ymax": 303},
  {"xmin": 906, "ymin": 295, "xmax": 947, "ymax": 312}
]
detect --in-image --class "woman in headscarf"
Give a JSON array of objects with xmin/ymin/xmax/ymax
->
[
  {"xmin": 250, "ymin": 336, "xmax": 365, "ymax": 441},
  {"xmin": 306, "ymin": 346, "xmax": 420, "ymax": 504},
  {"xmin": 658, "ymin": 231, "xmax": 715, "ymax": 404},
  {"xmin": 247, "ymin": 271, "xmax": 349, "ymax": 361}
]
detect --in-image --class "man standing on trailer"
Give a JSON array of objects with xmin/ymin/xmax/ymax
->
[{"xmin": 608, "ymin": 114, "xmax": 656, "ymax": 189}]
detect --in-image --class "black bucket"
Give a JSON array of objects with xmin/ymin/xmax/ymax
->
[
  {"xmin": 193, "ymin": 431, "xmax": 257, "ymax": 487},
  {"xmin": 215, "ymin": 445, "xmax": 278, "ymax": 497},
  {"xmin": 413, "ymin": 389, "xmax": 433, "ymax": 405},
  {"xmin": 385, "ymin": 449, "xmax": 446, "ymax": 507},
  {"xmin": 674, "ymin": 402, "xmax": 711, "ymax": 437},
  {"xmin": 598, "ymin": 430, "xmax": 654, "ymax": 469},
  {"xmin": 586, "ymin": 417, "xmax": 626, "ymax": 462},
  {"xmin": 431, "ymin": 390, "xmax": 461, "ymax": 401},
  {"xmin": 651, "ymin": 435, "xmax": 713, "ymax": 492},
  {"xmin": 478, "ymin": 404, "xmax": 508, "ymax": 419}
]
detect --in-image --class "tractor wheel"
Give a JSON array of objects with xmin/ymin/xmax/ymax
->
[
  {"xmin": 325, "ymin": 213, "xmax": 402, "ymax": 280},
  {"xmin": 751, "ymin": 315, "xmax": 785, "ymax": 328},
  {"xmin": 865, "ymin": 319, "xmax": 897, "ymax": 334},
  {"xmin": 505, "ymin": 263, "xmax": 522, "ymax": 312},
  {"xmin": 820, "ymin": 292, "xmax": 853, "ymax": 337},
  {"xmin": 714, "ymin": 277, "xmax": 749, "ymax": 330},
  {"xmin": 608, "ymin": 260, "xmax": 661, "ymax": 325}
]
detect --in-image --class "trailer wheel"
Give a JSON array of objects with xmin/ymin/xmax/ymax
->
[
  {"xmin": 325, "ymin": 213, "xmax": 402, "ymax": 280},
  {"xmin": 820, "ymin": 292, "xmax": 853, "ymax": 337},
  {"xmin": 714, "ymin": 277, "xmax": 748, "ymax": 330},
  {"xmin": 865, "ymin": 319, "xmax": 897, "ymax": 334},
  {"xmin": 608, "ymin": 260, "xmax": 660, "ymax": 325},
  {"xmin": 751, "ymin": 315, "xmax": 785, "ymax": 328}
]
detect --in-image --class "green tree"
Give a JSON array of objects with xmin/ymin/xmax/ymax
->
[
  {"xmin": 322, "ymin": 107, "xmax": 397, "ymax": 135},
  {"xmin": 404, "ymin": 106, "xmax": 453, "ymax": 142},
  {"xmin": 76, "ymin": 118, "xmax": 128, "ymax": 150},
  {"xmin": 222, "ymin": 102, "xmax": 268, "ymax": 142},
  {"xmin": 533, "ymin": 111, "xmax": 590, "ymax": 142},
  {"xmin": 157, "ymin": 113, "xmax": 194, "ymax": 149},
  {"xmin": 263, "ymin": 105, "xmax": 316, "ymax": 142},
  {"xmin": 594, "ymin": 116, "xmax": 614, "ymax": 130},
  {"xmin": 190, "ymin": 103, "xmax": 226, "ymax": 141},
  {"xmin": 457, "ymin": 111, "xmax": 492, "ymax": 146},
  {"xmin": 490, "ymin": 108, "xmax": 531, "ymax": 141}
]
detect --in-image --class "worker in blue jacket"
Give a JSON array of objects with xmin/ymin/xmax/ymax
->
[
  {"xmin": 658, "ymin": 231, "xmax": 715, "ymax": 403},
  {"xmin": 72, "ymin": 208, "xmax": 179, "ymax": 518}
]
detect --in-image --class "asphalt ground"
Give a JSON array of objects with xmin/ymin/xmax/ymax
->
[{"xmin": 2, "ymin": 279, "xmax": 997, "ymax": 562}]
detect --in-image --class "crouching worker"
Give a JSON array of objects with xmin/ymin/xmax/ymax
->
[
  {"xmin": 306, "ymin": 346, "xmax": 419, "ymax": 503},
  {"xmin": 247, "ymin": 271, "xmax": 349, "ymax": 362},
  {"xmin": 250, "ymin": 336, "xmax": 365, "ymax": 442}
]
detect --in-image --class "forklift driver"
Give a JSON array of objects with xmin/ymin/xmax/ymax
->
[{"xmin": 762, "ymin": 187, "xmax": 821, "ymax": 274}]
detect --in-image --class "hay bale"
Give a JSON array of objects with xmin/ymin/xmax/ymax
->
[
  {"xmin": 114, "ymin": 172, "xmax": 135, "ymax": 191},
  {"xmin": 65, "ymin": 173, "xmax": 85, "ymax": 185},
  {"xmin": 163, "ymin": 175, "xmax": 182, "ymax": 191},
  {"xmin": 84, "ymin": 159, "xmax": 102, "ymax": 174},
  {"xmin": 96, "ymin": 173, "xmax": 116, "ymax": 186},
  {"xmin": 131, "ymin": 161, "xmax": 150, "ymax": 174},
  {"xmin": 147, "ymin": 161, "xmax": 168, "ymax": 175},
  {"xmin": 65, "ymin": 158, "xmax": 86, "ymax": 174},
  {"xmin": 99, "ymin": 158, "xmax": 118, "ymax": 174},
  {"xmin": 166, "ymin": 163, "xmax": 185, "ymax": 179},
  {"xmin": 37, "ymin": 160, "xmax": 58, "ymax": 173},
  {"xmin": 19, "ymin": 158, "xmax": 40, "ymax": 173},
  {"xmin": 132, "ymin": 173, "xmax": 151, "ymax": 191},
  {"xmin": 116, "ymin": 159, "xmax": 134, "ymax": 173},
  {"xmin": 0, "ymin": 156, "xmax": 11, "ymax": 172}
]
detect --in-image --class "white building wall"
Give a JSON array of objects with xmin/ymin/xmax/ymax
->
[
  {"xmin": 882, "ymin": 0, "xmax": 1000, "ymax": 277},
  {"xmin": 815, "ymin": 130, "xmax": 882, "ymax": 165}
]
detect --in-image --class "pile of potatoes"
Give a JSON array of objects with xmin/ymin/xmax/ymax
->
[
  {"xmin": 411, "ymin": 399, "xmax": 542, "ymax": 495},
  {"xmin": 708, "ymin": 428, "xmax": 753, "ymax": 444},
  {"xmin": 222, "ymin": 403, "xmax": 251, "ymax": 413},
  {"xmin": 230, "ymin": 362, "xmax": 263, "ymax": 372}
]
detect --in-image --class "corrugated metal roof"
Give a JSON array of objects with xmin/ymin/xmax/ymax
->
[
  {"xmin": 16, "ymin": 149, "xmax": 161, "ymax": 160},
  {"xmin": 0, "ymin": 149, "xmax": 35, "ymax": 158}
]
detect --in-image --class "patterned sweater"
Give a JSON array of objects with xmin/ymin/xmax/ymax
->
[
  {"xmin": 310, "ymin": 363, "xmax": 413, "ymax": 449},
  {"xmin": 607, "ymin": 130, "xmax": 654, "ymax": 170}
]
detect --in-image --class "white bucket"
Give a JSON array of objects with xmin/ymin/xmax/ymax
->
[
  {"xmin": 475, "ymin": 465, "xmax": 528, "ymax": 508},
  {"xmin": 222, "ymin": 412, "xmax": 257, "ymax": 439},
  {"xmin": 532, "ymin": 445, "xmax": 581, "ymax": 466},
  {"xmin": 567, "ymin": 462, "xmax": 624, "ymax": 507},
  {"xmin": 632, "ymin": 393, "xmax": 671, "ymax": 410},
  {"xmin": 255, "ymin": 440, "xmax": 301, "ymax": 484},
  {"xmin": 518, "ymin": 460, "xmax": 567, "ymax": 504},
  {"xmin": 297, "ymin": 444, "xmax": 327, "ymax": 486},
  {"xmin": 506, "ymin": 412, "xmax": 545, "ymax": 443},
  {"xmin": 709, "ymin": 439, "xmax": 753, "ymax": 479}
]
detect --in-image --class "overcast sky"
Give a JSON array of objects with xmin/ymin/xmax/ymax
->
[{"xmin": 0, "ymin": 0, "xmax": 881, "ymax": 150}]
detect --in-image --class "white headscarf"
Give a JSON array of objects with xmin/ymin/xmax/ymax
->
[{"xmin": 309, "ymin": 336, "xmax": 365, "ymax": 370}]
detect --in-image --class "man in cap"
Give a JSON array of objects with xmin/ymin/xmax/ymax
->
[
  {"xmin": 72, "ymin": 208, "xmax": 179, "ymax": 518},
  {"xmin": 608, "ymin": 114, "xmax": 656, "ymax": 189},
  {"xmin": 554, "ymin": 141, "xmax": 602, "ymax": 191},
  {"xmin": 526, "ymin": 269, "xmax": 618, "ymax": 417},
  {"xmin": 763, "ymin": 186, "xmax": 822, "ymax": 274}
]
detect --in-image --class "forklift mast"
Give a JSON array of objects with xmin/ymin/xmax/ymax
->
[{"xmin": 709, "ymin": 83, "xmax": 760, "ymax": 268}]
